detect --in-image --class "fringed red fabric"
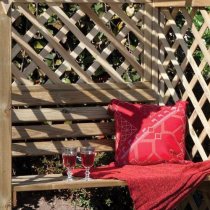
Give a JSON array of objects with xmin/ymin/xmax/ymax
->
[{"xmin": 74, "ymin": 160, "xmax": 210, "ymax": 210}]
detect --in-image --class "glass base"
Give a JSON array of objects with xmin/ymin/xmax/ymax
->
[
  {"xmin": 81, "ymin": 177, "xmax": 93, "ymax": 181},
  {"xmin": 66, "ymin": 176, "xmax": 75, "ymax": 182}
]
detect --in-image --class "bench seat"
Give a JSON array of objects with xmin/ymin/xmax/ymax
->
[
  {"xmin": 12, "ymin": 174, "xmax": 127, "ymax": 192},
  {"xmin": 12, "ymin": 173, "xmax": 210, "ymax": 203},
  {"xmin": 12, "ymin": 83, "xmax": 157, "ymax": 206},
  {"xmin": 12, "ymin": 173, "xmax": 210, "ymax": 192},
  {"xmin": 12, "ymin": 83, "xmax": 210, "ymax": 207},
  {"xmin": 12, "ymin": 174, "xmax": 127, "ymax": 205}
]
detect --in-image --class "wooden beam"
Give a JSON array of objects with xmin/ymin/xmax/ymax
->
[
  {"xmin": 13, "ymin": 0, "xmax": 151, "ymax": 3},
  {"xmin": 12, "ymin": 174, "xmax": 127, "ymax": 192},
  {"xmin": 12, "ymin": 122, "xmax": 115, "ymax": 141},
  {"xmin": 0, "ymin": 13, "xmax": 12, "ymax": 210},
  {"xmin": 153, "ymin": 0, "xmax": 210, "ymax": 7},
  {"xmin": 12, "ymin": 139, "xmax": 115, "ymax": 156},
  {"xmin": 12, "ymin": 0, "xmax": 210, "ymax": 6},
  {"xmin": 11, "ymin": 82, "xmax": 152, "ymax": 92},
  {"xmin": 12, "ymin": 88, "xmax": 157, "ymax": 106},
  {"xmin": 12, "ymin": 106, "xmax": 110, "ymax": 123}
]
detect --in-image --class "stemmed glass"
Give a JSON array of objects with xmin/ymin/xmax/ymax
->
[
  {"xmin": 62, "ymin": 147, "xmax": 77, "ymax": 181},
  {"xmin": 80, "ymin": 146, "xmax": 95, "ymax": 181}
]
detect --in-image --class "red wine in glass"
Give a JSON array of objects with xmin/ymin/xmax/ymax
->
[
  {"xmin": 63, "ymin": 154, "xmax": 76, "ymax": 168},
  {"xmin": 62, "ymin": 147, "xmax": 77, "ymax": 181},
  {"xmin": 81, "ymin": 153, "xmax": 95, "ymax": 168},
  {"xmin": 80, "ymin": 146, "xmax": 95, "ymax": 181}
]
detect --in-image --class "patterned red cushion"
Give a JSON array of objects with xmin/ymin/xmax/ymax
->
[{"xmin": 108, "ymin": 99, "xmax": 188, "ymax": 166}]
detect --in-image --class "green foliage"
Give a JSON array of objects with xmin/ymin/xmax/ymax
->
[
  {"xmin": 123, "ymin": 69, "xmax": 140, "ymax": 82},
  {"xmin": 193, "ymin": 9, "xmax": 210, "ymax": 79},
  {"xmin": 193, "ymin": 10, "xmax": 204, "ymax": 31},
  {"xmin": 34, "ymin": 155, "xmax": 64, "ymax": 175},
  {"xmin": 93, "ymin": 3, "xmax": 105, "ymax": 16},
  {"xmin": 63, "ymin": 4, "xmax": 79, "ymax": 18}
]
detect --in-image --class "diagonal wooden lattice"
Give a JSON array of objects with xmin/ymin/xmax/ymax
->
[
  {"xmin": 11, "ymin": 3, "xmax": 152, "ymax": 85},
  {"xmin": 9, "ymin": 2, "xmax": 210, "ymax": 210},
  {"xmin": 156, "ymin": 7, "xmax": 210, "ymax": 210}
]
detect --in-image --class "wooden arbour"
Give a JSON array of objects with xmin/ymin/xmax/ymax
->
[{"xmin": 0, "ymin": 0, "xmax": 210, "ymax": 209}]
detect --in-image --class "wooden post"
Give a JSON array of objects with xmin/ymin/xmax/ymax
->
[{"xmin": 0, "ymin": 5, "xmax": 12, "ymax": 210}]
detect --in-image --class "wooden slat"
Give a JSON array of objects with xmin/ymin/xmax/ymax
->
[
  {"xmin": 12, "ymin": 139, "xmax": 115, "ymax": 156},
  {"xmin": 158, "ymin": 23, "xmax": 210, "ymax": 161},
  {"xmin": 0, "ymin": 1, "xmax": 12, "ymax": 15},
  {"xmin": 12, "ymin": 174, "xmax": 127, "ymax": 192},
  {"xmin": 12, "ymin": 82, "xmax": 152, "ymax": 92},
  {"xmin": 11, "ymin": 8, "xmax": 61, "ymax": 81},
  {"xmin": 0, "ymin": 3, "xmax": 5, "ymax": 15},
  {"xmin": 12, "ymin": 29, "xmax": 63, "ymax": 84},
  {"xmin": 163, "ymin": 8, "xmax": 196, "ymax": 104},
  {"xmin": 12, "ymin": 63, "xmax": 34, "ymax": 86},
  {"xmin": 109, "ymin": 4, "xmax": 144, "ymax": 42},
  {"xmin": 13, "ymin": 0, "xmax": 151, "ymax": 3},
  {"xmin": 153, "ymin": 0, "xmax": 210, "ymax": 7},
  {"xmin": 11, "ymin": 173, "xmax": 210, "ymax": 193},
  {"xmin": 16, "ymin": 4, "xmax": 93, "ymax": 83},
  {"xmin": 68, "ymin": 9, "xmax": 112, "ymax": 82},
  {"xmin": 11, "ymin": 0, "xmax": 210, "ymax": 6},
  {"xmin": 81, "ymin": 7, "xmax": 143, "ymax": 83},
  {"xmin": 157, "ymin": 8, "xmax": 210, "ymax": 161},
  {"xmin": 164, "ymin": 10, "xmax": 210, "ymax": 104},
  {"xmin": 0, "ymin": 13, "xmax": 11, "ymax": 210},
  {"xmin": 158, "ymin": 9, "xmax": 210, "ymax": 161},
  {"xmin": 51, "ymin": 5, "xmax": 124, "ymax": 83},
  {"xmin": 12, "ymin": 122, "xmax": 115, "ymax": 140},
  {"xmin": 12, "ymin": 88, "xmax": 157, "ymax": 106},
  {"xmin": 79, "ymin": 4, "xmax": 145, "ymax": 78},
  {"xmin": 12, "ymin": 106, "xmax": 110, "ymax": 123}
]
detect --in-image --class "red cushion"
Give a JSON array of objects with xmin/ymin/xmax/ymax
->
[{"xmin": 108, "ymin": 99, "xmax": 188, "ymax": 166}]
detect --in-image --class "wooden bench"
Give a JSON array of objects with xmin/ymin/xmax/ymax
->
[{"xmin": 12, "ymin": 81, "xmax": 157, "ymax": 206}]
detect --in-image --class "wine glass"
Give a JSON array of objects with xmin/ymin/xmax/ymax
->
[
  {"xmin": 62, "ymin": 147, "xmax": 77, "ymax": 181},
  {"xmin": 80, "ymin": 146, "xmax": 95, "ymax": 181}
]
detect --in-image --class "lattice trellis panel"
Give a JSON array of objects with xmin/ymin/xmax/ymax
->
[
  {"xmin": 157, "ymin": 7, "xmax": 210, "ymax": 210},
  {"xmin": 11, "ymin": 2, "xmax": 153, "ymax": 85},
  {"xmin": 9, "ymin": 2, "xmax": 210, "ymax": 209}
]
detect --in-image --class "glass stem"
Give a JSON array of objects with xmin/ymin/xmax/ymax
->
[
  {"xmin": 85, "ymin": 167, "xmax": 90, "ymax": 181},
  {"xmin": 67, "ymin": 168, "xmax": 73, "ymax": 181}
]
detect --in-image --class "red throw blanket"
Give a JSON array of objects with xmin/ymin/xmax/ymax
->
[{"xmin": 74, "ymin": 160, "xmax": 210, "ymax": 210}]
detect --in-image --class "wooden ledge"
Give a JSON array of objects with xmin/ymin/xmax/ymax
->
[
  {"xmin": 13, "ymin": 173, "xmax": 210, "ymax": 193},
  {"xmin": 12, "ymin": 174, "xmax": 127, "ymax": 192},
  {"xmin": 12, "ymin": 174, "xmax": 210, "ymax": 206},
  {"xmin": 12, "ymin": 174, "xmax": 210, "ymax": 193}
]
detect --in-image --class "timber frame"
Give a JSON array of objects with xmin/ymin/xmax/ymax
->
[{"xmin": 0, "ymin": 0, "xmax": 210, "ymax": 209}]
